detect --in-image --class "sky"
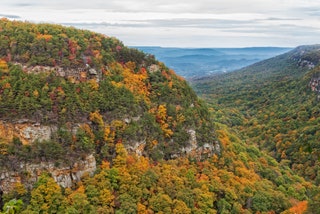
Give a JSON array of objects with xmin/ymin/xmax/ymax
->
[{"xmin": 1, "ymin": 0, "xmax": 320, "ymax": 48}]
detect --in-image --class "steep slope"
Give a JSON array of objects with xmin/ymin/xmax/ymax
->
[
  {"xmin": 0, "ymin": 19, "xmax": 315, "ymax": 213},
  {"xmin": 193, "ymin": 45, "xmax": 320, "ymax": 211},
  {"xmin": 0, "ymin": 18, "xmax": 219, "ymax": 194},
  {"xmin": 0, "ymin": 18, "xmax": 218, "ymax": 160}
]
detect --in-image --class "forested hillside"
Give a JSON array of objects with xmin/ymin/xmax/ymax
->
[
  {"xmin": 0, "ymin": 19, "xmax": 316, "ymax": 213},
  {"xmin": 193, "ymin": 45, "xmax": 320, "ymax": 213},
  {"xmin": 0, "ymin": 18, "xmax": 218, "ymax": 162}
]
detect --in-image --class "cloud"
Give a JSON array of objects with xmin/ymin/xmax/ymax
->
[
  {"xmin": 0, "ymin": 13, "xmax": 21, "ymax": 19},
  {"xmin": 12, "ymin": 3, "xmax": 34, "ymax": 7},
  {"xmin": 2, "ymin": 0, "xmax": 320, "ymax": 47}
]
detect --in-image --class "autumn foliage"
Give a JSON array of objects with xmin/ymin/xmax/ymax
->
[{"xmin": 0, "ymin": 19, "xmax": 317, "ymax": 213}]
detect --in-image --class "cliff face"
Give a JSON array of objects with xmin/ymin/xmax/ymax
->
[
  {"xmin": 0, "ymin": 120, "xmax": 56, "ymax": 145},
  {"xmin": 310, "ymin": 76, "xmax": 320, "ymax": 93},
  {"xmin": 291, "ymin": 45, "xmax": 320, "ymax": 69},
  {"xmin": 0, "ymin": 120, "xmax": 218, "ymax": 192},
  {"xmin": 179, "ymin": 129, "xmax": 220, "ymax": 159},
  {"xmin": 0, "ymin": 120, "xmax": 95, "ymax": 194},
  {"xmin": 0, "ymin": 154, "xmax": 96, "ymax": 193},
  {"xmin": 0, "ymin": 120, "xmax": 121, "ymax": 192}
]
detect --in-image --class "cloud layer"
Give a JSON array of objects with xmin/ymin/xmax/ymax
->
[{"xmin": 2, "ymin": 0, "xmax": 320, "ymax": 47}]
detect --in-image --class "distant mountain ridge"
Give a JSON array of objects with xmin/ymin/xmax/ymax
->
[
  {"xmin": 0, "ymin": 20, "xmax": 317, "ymax": 213},
  {"xmin": 135, "ymin": 46, "xmax": 292, "ymax": 78}
]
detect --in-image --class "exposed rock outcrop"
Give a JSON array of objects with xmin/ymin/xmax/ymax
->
[
  {"xmin": 148, "ymin": 64, "xmax": 160, "ymax": 73},
  {"xmin": 310, "ymin": 76, "xmax": 320, "ymax": 93},
  {"xmin": 126, "ymin": 140, "xmax": 146, "ymax": 157},
  {"xmin": 180, "ymin": 129, "xmax": 220, "ymax": 160},
  {"xmin": 15, "ymin": 62, "xmax": 101, "ymax": 82},
  {"xmin": 0, "ymin": 120, "xmax": 56, "ymax": 145},
  {"xmin": 0, "ymin": 120, "xmax": 96, "ymax": 193},
  {"xmin": 290, "ymin": 45, "xmax": 320, "ymax": 69},
  {"xmin": 125, "ymin": 128, "xmax": 220, "ymax": 160},
  {"xmin": 309, "ymin": 75, "xmax": 320, "ymax": 100},
  {"xmin": 0, "ymin": 154, "xmax": 96, "ymax": 193}
]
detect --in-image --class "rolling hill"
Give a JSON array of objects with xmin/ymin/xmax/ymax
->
[{"xmin": 136, "ymin": 46, "xmax": 291, "ymax": 78}]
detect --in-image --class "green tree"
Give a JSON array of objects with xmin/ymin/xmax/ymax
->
[
  {"xmin": 2, "ymin": 199, "xmax": 24, "ymax": 214},
  {"xmin": 251, "ymin": 191, "xmax": 272, "ymax": 212},
  {"xmin": 149, "ymin": 193, "xmax": 172, "ymax": 213}
]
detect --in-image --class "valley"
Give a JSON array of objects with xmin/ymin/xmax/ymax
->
[
  {"xmin": 0, "ymin": 19, "xmax": 318, "ymax": 213},
  {"xmin": 191, "ymin": 45, "xmax": 320, "ymax": 213},
  {"xmin": 136, "ymin": 46, "xmax": 291, "ymax": 79}
]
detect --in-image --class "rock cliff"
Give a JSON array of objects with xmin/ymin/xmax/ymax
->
[
  {"xmin": 0, "ymin": 120, "xmax": 56, "ymax": 145},
  {"xmin": 0, "ymin": 120, "xmax": 96, "ymax": 193},
  {"xmin": 0, "ymin": 154, "xmax": 96, "ymax": 193}
]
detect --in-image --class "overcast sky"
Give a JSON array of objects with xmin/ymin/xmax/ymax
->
[{"xmin": 2, "ymin": 0, "xmax": 320, "ymax": 47}]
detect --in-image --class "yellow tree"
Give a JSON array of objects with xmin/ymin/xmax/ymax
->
[
  {"xmin": 112, "ymin": 62, "xmax": 150, "ymax": 102},
  {"xmin": 149, "ymin": 193, "xmax": 173, "ymax": 213},
  {"xmin": 155, "ymin": 104, "xmax": 173, "ymax": 138},
  {"xmin": 113, "ymin": 142, "xmax": 128, "ymax": 168},
  {"xmin": 27, "ymin": 173, "xmax": 66, "ymax": 213},
  {"xmin": 172, "ymin": 199, "xmax": 191, "ymax": 214},
  {"xmin": 89, "ymin": 110, "xmax": 104, "ymax": 128},
  {"xmin": 65, "ymin": 185, "xmax": 95, "ymax": 213},
  {"xmin": 0, "ymin": 59, "xmax": 9, "ymax": 74}
]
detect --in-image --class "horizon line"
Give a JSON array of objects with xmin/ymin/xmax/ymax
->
[{"xmin": 130, "ymin": 45, "xmax": 295, "ymax": 49}]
